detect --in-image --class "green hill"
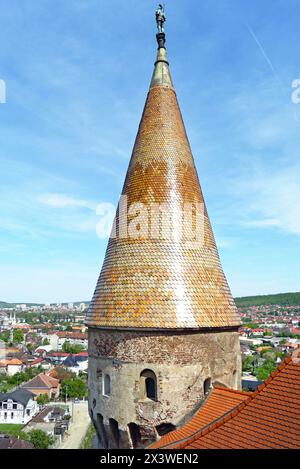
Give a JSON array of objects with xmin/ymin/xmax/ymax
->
[
  {"xmin": 2, "ymin": 292, "xmax": 300, "ymax": 310},
  {"xmin": 0, "ymin": 301, "xmax": 16, "ymax": 308},
  {"xmin": 234, "ymin": 292, "xmax": 300, "ymax": 308},
  {"xmin": 0, "ymin": 301, "xmax": 90, "ymax": 309}
]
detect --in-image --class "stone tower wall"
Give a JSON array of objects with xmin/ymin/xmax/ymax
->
[{"xmin": 88, "ymin": 327, "xmax": 241, "ymax": 448}]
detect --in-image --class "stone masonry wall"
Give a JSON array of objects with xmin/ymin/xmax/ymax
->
[{"xmin": 88, "ymin": 327, "xmax": 241, "ymax": 448}]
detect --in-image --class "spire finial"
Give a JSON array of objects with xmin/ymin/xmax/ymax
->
[{"xmin": 156, "ymin": 4, "xmax": 166, "ymax": 49}]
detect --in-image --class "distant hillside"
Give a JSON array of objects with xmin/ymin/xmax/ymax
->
[
  {"xmin": 0, "ymin": 301, "xmax": 90, "ymax": 308},
  {"xmin": 0, "ymin": 301, "xmax": 20, "ymax": 308},
  {"xmin": 0, "ymin": 301, "xmax": 43, "ymax": 308},
  {"xmin": 234, "ymin": 292, "xmax": 300, "ymax": 308},
  {"xmin": 2, "ymin": 292, "xmax": 300, "ymax": 310}
]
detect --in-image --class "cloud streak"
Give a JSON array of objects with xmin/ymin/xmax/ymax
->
[{"xmin": 38, "ymin": 193, "xmax": 95, "ymax": 210}]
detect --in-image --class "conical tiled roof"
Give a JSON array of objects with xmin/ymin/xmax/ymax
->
[{"xmin": 86, "ymin": 32, "xmax": 241, "ymax": 330}]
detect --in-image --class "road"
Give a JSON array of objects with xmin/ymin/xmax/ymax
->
[{"xmin": 59, "ymin": 401, "xmax": 90, "ymax": 449}]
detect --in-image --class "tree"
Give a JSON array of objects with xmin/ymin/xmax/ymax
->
[
  {"xmin": 65, "ymin": 325, "xmax": 73, "ymax": 332},
  {"xmin": 28, "ymin": 429, "xmax": 54, "ymax": 449},
  {"xmin": 242, "ymin": 323, "xmax": 260, "ymax": 329},
  {"xmin": 50, "ymin": 366, "xmax": 75, "ymax": 381},
  {"xmin": 242, "ymin": 354, "xmax": 255, "ymax": 373},
  {"xmin": 42, "ymin": 338, "xmax": 50, "ymax": 346},
  {"xmin": 62, "ymin": 341, "xmax": 85, "ymax": 354},
  {"xmin": 254, "ymin": 358, "xmax": 277, "ymax": 381},
  {"xmin": 61, "ymin": 378, "xmax": 88, "ymax": 400},
  {"xmin": 13, "ymin": 329, "xmax": 24, "ymax": 344},
  {"xmin": 37, "ymin": 393, "xmax": 49, "ymax": 405},
  {"xmin": 27, "ymin": 343, "xmax": 34, "ymax": 352},
  {"xmin": 260, "ymin": 350, "xmax": 276, "ymax": 361},
  {"xmin": 0, "ymin": 330, "xmax": 10, "ymax": 343}
]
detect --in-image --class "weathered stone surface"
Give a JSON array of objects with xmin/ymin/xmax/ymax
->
[{"xmin": 88, "ymin": 328, "xmax": 241, "ymax": 447}]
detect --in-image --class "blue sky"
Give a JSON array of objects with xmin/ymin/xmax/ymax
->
[{"xmin": 0, "ymin": 0, "xmax": 300, "ymax": 303}]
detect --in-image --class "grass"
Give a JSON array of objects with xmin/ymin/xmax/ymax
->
[
  {"xmin": 80, "ymin": 423, "xmax": 96, "ymax": 449},
  {"xmin": 0, "ymin": 424, "xmax": 24, "ymax": 436}
]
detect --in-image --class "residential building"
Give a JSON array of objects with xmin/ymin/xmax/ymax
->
[
  {"xmin": 21, "ymin": 373, "xmax": 60, "ymax": 399},
  {"xmin": 0, "ymin": 358, "xmax": 24, "ymax": 376},
  {"xmin": 0, "ymin": 389, "xmax": 38, "ymax": 424},
  {"xmin": 25, "ymin": 406, "xmax": 69, "ymax": 438},
  {"xmin": 63, "ymin": 353, "xmax": 88, "ymax": 375},
  {"xmin": 41, "ymin": 331, "xmax": 87, "ymax": 351}
]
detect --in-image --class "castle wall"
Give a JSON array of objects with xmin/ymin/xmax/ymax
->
[{"xmin": 88, "ymin": 327, "xmax": 241, "ymax": 448}]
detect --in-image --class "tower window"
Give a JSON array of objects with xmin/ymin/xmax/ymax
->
[
  {"xmin": 232, "ymin": 370, "xmax": 238, "ymax": 388},
  {"xmin": 97, "ymin": 369, "xmax": 103, "ymax": 394},
  {"xmin": 109, "ymin": 418, "xmax": 120, "ymax": 449},
  {"xmin": 203, "ymin": 377, "xmax": 211, "ymax": 395},
  {"xmin": 128, "ymin": 422, "xmax": 141, "ymax": 449},
  {"xmin": 97, "ymin": 413, "xmax": 108, "ymax": 449},
  {"xmin": 140, "ymin": 369, "xmax": 157, "ymax": 401},
  {"xmin": 103, "ymin": 374, "xmax": 111, "ymax": 396},
  {"xmin": 156, "ymin": 422, "xmax": 176, "ymax": 436}
]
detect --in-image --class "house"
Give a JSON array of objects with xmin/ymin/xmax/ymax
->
[
  {"xmin": 249, "ymin": 328, "xmax": 265, "ymax": 338},
  {"xmin": 0, "ymin": 358, "xmax": 24, "ymax": 376},
  {"xmin": 151, "ymin": 355, "xmax": 300, "ymax": 449},
  {"xmin": 240, "ymin": 344, "xmax": 251, "ymax": 359},
  {"xmin": 0, "ymin": 436, "xmax": 33, "ymax": 449},
  {"xmin": 41, "ymin": 331, "xmax": 88, "ymax": 351},
  {"xmin": 34, "ymin": 346, "xmax": 52, "ymax": 357},
  {"xmin": 56, "ymin": 332, "xmax": 88, "ymax": 350},
  {"xmin": 0, "ymin": 389, "xmax": 38, "ymax": 424},
  {"xmin": 242, "ymin": 378, "xmax": 264, "ymax": 391},
  {"xmin": 28, "ymin": 358, "xmax": 51, "ymax": 371},
  {"xmin": 63, "ymin": 353, "xmax": 88, "ymax": 375},
  {"xmin": 72, "ymin": 325, "xmax": 87, "ymax": 333},
  {"xmin": 47, "ymin": 352, "xmax": 69, "ymax": 364},
  {"xmin": 0, "ymin": 346, "xmax": 21, "ymax": 357},
  {"xmin": 25, "ymin": 405, "xmax": 69, "ymax": 438},
  {"xmin": 21, "ymin": 373, "xmax": 60, "ymax": 399}
]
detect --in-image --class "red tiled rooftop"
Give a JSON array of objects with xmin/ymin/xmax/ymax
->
[
  {"xmin": 54, "ymin": 331, "xmax": 87, "ymax": 339},
  {"xmin": 152, "ymin": 356, "xmax": 300, "ymax": 449},
  {"xmin": 49, "ymin": 352, "xmax": 69, "ymax": 357},
  {"xmin": 74, "ymin": 351, "xmax": 88, "ymax": 357},
  {"xmin": 22, "ymin": 372, "xmax": 59, "ymax": 390},
  {"xmin": 0, "ymin": 358, "xmax": 23, "ymax": 366},
  {"xmin": 150, "ymin": 387, "xmax": 250, "ymax": 449}
]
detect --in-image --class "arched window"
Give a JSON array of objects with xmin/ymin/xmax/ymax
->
[
  {"xmin": 203, "ymin": 377, "xmax": 211, "ymax": 395},
  {"xmin": 156, "ymin": 423, "xmax": 176, "ymax": 436},
  {"xmin": 140, "ymin": 369, "xmax": 157, "ymax": 401},
  {"xmin": 109, "ymin": 418, "xmax": 120, "ymax": 449},
  {"xmin": 103, "ymin": 374, "xmax": 111, "ymax": 396},
  {"xmin": 97, "ymin": 413, "xmax": 108, "ymax": 449},
  {"xmin": 128, "ymin": 422, "xmax": 141, "ymax": 449},
  {"xmin": 232, "ymin": 370, "xmax": 238, "ymax": 388},
  {"xmin": 97, "ymin": 368, "xmax": 103, "ymax": 394}
]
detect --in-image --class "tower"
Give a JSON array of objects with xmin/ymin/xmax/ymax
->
[{"xmin": 86, "ymin": 10, "xmax": 241, "ymax": 449}]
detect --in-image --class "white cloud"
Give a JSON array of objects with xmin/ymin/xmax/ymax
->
[
  {"xmin": 38, "ymin": 193, "xmax": 95, "ymax": 210},
  {"xmin": 235, "ymin": 164, "xmax": 300, "ymax": 236}
]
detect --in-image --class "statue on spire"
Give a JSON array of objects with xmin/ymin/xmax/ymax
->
[{"xmin": 156, "ymin": 4, "xmax": 166, "ymax": 33}]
